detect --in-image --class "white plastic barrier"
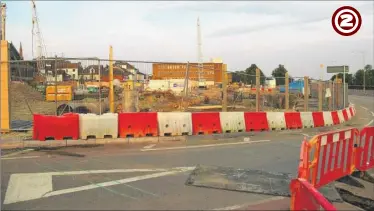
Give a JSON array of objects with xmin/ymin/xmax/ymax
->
[
  {"xmin": 346, "ymin": 108, "xmax": 352, "ymax": 120},
  {"xmin": 337, "ymin": 110, "xmax": 345, "ymax": 123},
  {"xmin": 79, "ymin": 113, "xmax": 118, "ymax": 139},
  {"xmin": 300, "ymin": 112, "xmax": 314, "ymax": 128},
  {"xmin": 157, "ymin": 112, "xmax": 192, "ymax": 136},
  {"xmin": 219, "ymin": 112, "xmax": 245, "ymax": 133},
  {"xmin": 323, "ymin": 112, "xmax": 334, "ymax": 126},
  {"xmin": 266, "ymin": 112, "xmax": 286, "ymax": 130}
]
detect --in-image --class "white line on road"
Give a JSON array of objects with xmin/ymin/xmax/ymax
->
[
  {"xmin": 1, "ymin": 149, "xmax": 35, "ymax": 158},
  {"xmin": 365, "ymin": 119, "xmax": 374, "ymax": 127},
  {"xmin": 361, "ymin": 106, "xmax": 368, "ymax": 110},
  {"xmin": 4, "ymin": 167, "xmax": 195, "ymax": 205},
  {"xmin": 1, "ymin": 156, "xmax": 40, "ymax": 160},
  {"xmin": 140, "ymin": 140, "xmax": 271, "ymax": 152},
  {"xmin": 143, "ymin": 144, "xmax": 156, "ymax": 149},
  {"xmin": 371, "ymin": 111, "xmax": 374, "ymax": 116},
  {"xmin": 213, "ymin": 196, "xmax": 286, "ymax": 210}
]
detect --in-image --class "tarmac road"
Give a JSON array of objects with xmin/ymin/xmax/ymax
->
[{"xmin": 1, "ymin": 95, "xmax": 373, "ymax": 210}]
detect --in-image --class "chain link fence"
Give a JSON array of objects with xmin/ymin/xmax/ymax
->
[{"xmin": 5, "ymin": 58, "xmax": 350, "ymax": 132}]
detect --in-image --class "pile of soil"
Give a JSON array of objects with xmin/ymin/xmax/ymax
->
[{"xmin": 10, "ymin": 82, "xmax": 57, "ymax": 121}]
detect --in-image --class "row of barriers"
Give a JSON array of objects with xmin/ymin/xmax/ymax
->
[
  {"xmin": 290, "ymin": 126, "xmax": 374, "ymax": 210},
  {"xmin": 32, "ymin": 106, "xmax": 355, "ymax": 141}
]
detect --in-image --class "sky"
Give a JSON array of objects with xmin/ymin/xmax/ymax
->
[{"xmin": 4, "ymin": 1, "xmax": 374, "ymax": 79}]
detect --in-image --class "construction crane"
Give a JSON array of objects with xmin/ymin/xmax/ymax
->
[
  {"xmin": 197, "ymin": 17, "xmax": 206, "ymax": 89},
  {"xmin": 1, "ymin": 3, "xmax": 6, "ymax": 40},
  {"xmin": 31, "ymin": 0, "xmax": 47, "ymax": 74}
]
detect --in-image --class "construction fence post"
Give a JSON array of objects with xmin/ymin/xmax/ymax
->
[
  {"xmin": 109, "ymin": 45, "xmax": 114, "ymax": 113},
  {"xmin": 222, "ymin": 64, "xmax": 227, "ymax": 112},
  {"xmin": 256, "ymin": 68, "xmax": 260, "ymax": 112},
  {"xmin": 54, "ymin": 56, "xmax": 58, "ymax": 115},
  {"xmin": 329, "ymin": 80, "xmax": 332, "ymax": 111},
  {"xmin": 285, "ymin": 72, "xmax": 289, "ymax": 110},
  {"xmin": 304, "ymin": 76, "xmax": 309, "ymax": 112},
  {"xmin": 98, "ymin": 59, "xmax": 102, "ymax": 115},
  {"xmin": 318, "ymin": 80, "xmax": 323, "ymax": 111}
]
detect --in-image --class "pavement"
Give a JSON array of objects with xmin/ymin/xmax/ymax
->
[{"xmin": 1, "ymin": 95, "xmax": 373, "ymax": 210}]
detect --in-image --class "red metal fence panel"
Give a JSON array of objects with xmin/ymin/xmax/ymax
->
[
  {"xmin": 285, "ymin": 112, "xmax": 302, "ymax": 129},
  {"xmin": 308, "ymin": 128, "xmax": 358, "ymax": 188},
  {"xmin": 355, "ymin": 126, "xmax": 374, "ymax": 171},
  {"xmin": 118, "ymin": 112, "xmax": 158, "ymax": 138},
  {"xmin": 290, "ymin": 178, "xmax": 337, "ymax": 211},
  {"xmin": 244, "ymin": 112, "xmax": 269, "ymax": 131},
  {"xmin": 331, "ymin": 111, "xmax": 340, "ymax": 125},
  {"xmin": 33, "ymin": 113, "xmax": 79, "ymax": 141},
  {"xmin": 191, "ymin": 112, "xmax": 222, "ymax": 135},
  {"xmin": 312, "ymin": 112, "xmax": 325, "ymax": 128}
]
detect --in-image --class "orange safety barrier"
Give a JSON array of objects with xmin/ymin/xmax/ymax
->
[
  {"xmin": 192, "ymin": 112, "xmax": 222, "ymax": 135},
  {"xmin": 33, "ymin": 113, "xmax": 79, "ymax": 141},
  {"xmin": 299, "ymin": 128, "xmax": 359, "ymax": 188},
  {"xmin": 331, "ymin": 111, "xmax": 340, "ymax": 125},
  {"xmin": 290, "ymin": 178, "xmax": 337, "ymax": 211},
  {"xmin": 284, "ymin": 112, "xmax": 302, "ymax": 129},
  {"xmin": 312, "ymin": 112, "xmax": 325, "ymax": 127},
  {"xmin": 342, "ymin": 109, "xmax": 349, "ymax": 121},
  {"xmin": 355, "ymin": 126, "xmax": 374, "ymax": 171}
]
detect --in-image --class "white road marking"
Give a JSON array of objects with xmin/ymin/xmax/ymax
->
[
  {"xmin": 1, "ymin": 156, "xmax": 40, "ymax": 160},
  {"xmin": 365, "ymin": 119, "xmax": 374, "ymax": 127},
  {"xmin": 3, "ymin": 167, "xmax": 194, "ymax": 205},
  {"xmin": 213, "ymin": 196, "xmax": 286, "ymax": 210},
  {"xmin": 140, "ymin": 140, "xmax": 271, "ymax": 152},
  {"xmin": 301, "ymin": 133, "xmax": 311, "ymax": 137},
  {"xmin": 361, "ymin": 106, "xmax": 368, "ymax": 110},
  {"xmin": 1, "ymin": 149, "xmax": 35, "ymax": 158},
  {"xmin": 371, "ymin": 111, "xmax": 374, "ymax": 116},
  {"xmin": 143, "ymin": 144, "xmax": 156, "ymax": 149}
]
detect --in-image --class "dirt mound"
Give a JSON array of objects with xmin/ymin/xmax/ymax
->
[{"xmin": 10, "ymin": 82, "xmax": 56, "ymax": 121}]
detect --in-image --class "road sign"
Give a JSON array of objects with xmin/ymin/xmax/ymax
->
[
  {"xmin": 327, "ymin": 66, "xmax": 349, "ymax": 73},
  {"xmin": 332, "ymin": 6, "xmax": 362, "ymax": 36}
]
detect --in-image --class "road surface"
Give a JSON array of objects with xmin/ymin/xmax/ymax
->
[{"xmin": 1, "ymin": 95, "xmax": 373, "ymax": 210}]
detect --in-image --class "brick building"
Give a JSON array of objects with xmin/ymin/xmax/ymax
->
[{"xmin": 152, "ymin": 62, "xmax": 232, "ymax": 84}]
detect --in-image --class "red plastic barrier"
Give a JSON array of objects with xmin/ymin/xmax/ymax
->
[
  {"xmin": 244, "ymin": 112, "xmax": 269, "ymax": 131},
  {"xmin": 355, "ymin": 126, "xmax": 374, "ymax": 171},
  {"xmin": 331, "ymin": 111, "xmax": 340, "ymax": 125},
  {"xmin": 191, "ymin": 112, "xmax": 222, "ymax": 135},
  {"xmin": 342, "ymin": 109, "xmax": 349, "ymax": 121},
  {"xmin": 312, "ymin": 112, "xmax": 324, "ymax": 127},
  {"xmin": 33, "ymin": 113, "xmax": 79, "ymax": 141},
  {"xmin": 349, "ymin": 107, "xmax": 354, "ymax": 117},
  {"xmin": 285, "ymin": 112, "xmax": 302, "ymax": 129},
  {"xmin": 118, "ymin": 112, "xmax": 158, "ymax": 138},
  {"xmin": 308, "ymin": 128, "xmax": 358, "ymax": 188},
  {"xmin": 290, "ymin": 178, "xmax": 337, "ymax": 211}
]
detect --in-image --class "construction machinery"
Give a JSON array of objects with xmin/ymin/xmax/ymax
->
[
  {"xmin": 197, "ymin": 17, "xmax": 207, "ymax": 89},
  {"xmin": 31, "ymin": 0, "xmax": 47, "ymax": 74}
]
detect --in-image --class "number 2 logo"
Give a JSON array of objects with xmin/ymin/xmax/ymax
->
[{"xmin": 332, "ymin": 6, "xmax": 362, "ymax": 36}]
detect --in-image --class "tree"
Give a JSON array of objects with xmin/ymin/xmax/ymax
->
[
  {"xmin": 330, "ymin": 73, "xmax": 353, "ymax": 85},
  {"xmin": 271, "ymin": 64, "xmax": 291, "ymax": 86},
  {"xmin": 232, "ymin": 64, "xmax": 266, "ymax": 85}
]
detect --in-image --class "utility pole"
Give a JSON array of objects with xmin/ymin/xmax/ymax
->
[
  {"xmin": 222, "ymin": 64, "xmax": 227, "ymax": 112},
  {"xmin": 1, "ymin": 3, "xmax": 6, "ymax": 40},
  {"xmin": 109, "ymin": 46, "xmax": 114, "ymax": 113}
]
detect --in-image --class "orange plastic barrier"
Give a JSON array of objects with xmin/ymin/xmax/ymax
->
[
  {"xmin": 192, "ymin": 112, "xmax": 222, "ymax": 135},
  {"xmin": 244, "ymin": 112, "xmax": 269, "ymax": 131},
  {"xmin": 355, "ymin": 126, "xmax": 374, "ymax": 171},
  {"xmin": 331, "ymin": 111, "xmax": 340, "ymax": 125},
  {"xmin": 342, "ymin": 109, "xmax": 349, "ymax": 121},
  {"xmin": 118, "ymin": 112, "xmax": 158, "ymax": 138},
  {"xmin": 299, "ymin": 128, "xmax": 359, "ymax": 188},
  {"xmin": 33, "ymin": 113, "xmax": 79, "ymax": 141},
  {"xmin": 312, "ymin": 112, "xmax": 325, "ymax": 127},
  {"xmin": 284, "ymin": 112, "xmax": 302, "ymax": 129},
  {"xmin": 290, "ymin": 178, "xmax": 337, "ymax": 211}
]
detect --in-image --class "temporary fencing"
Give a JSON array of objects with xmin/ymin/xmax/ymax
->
[
  {"xmin": 191, "ymin": 112, "xmax": 222, "ymax": 135},
  {"xmin": 118, "ymin": 112, "xmax": 158, "ymax": 138},
  {"xmin": 266, "ymin": 112, "xmax": 286, "ymax": 130},
  {"xmin": 300, "ymin": 112, "xmax": 314, "ymax": 128},
  {"xmin": 290, "ymin": 126, "xmax": 374, "ymax": 210},
  {"xmin": 79, "ymin": 113, "xmax": 118, "ymax": 139},
  {"xmin": 331, "ymin": 111, "xmax": 340, "ymax": 125},
  {"xmin": 290, "ymin": 178, "xmax": 337, "ymax": 211},
  {"xmin": 157, "ymin": 112, "xmax": 193, "ymax": 136},
  {"xmin": 355, "ymin": 126, "xmax": 374, "ymax": 171},
  {"xmin": 322, "ymin": 112, "xmax": 333, "ymax": 127}
]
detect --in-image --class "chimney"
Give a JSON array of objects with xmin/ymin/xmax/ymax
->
[{"xmin": 19, "ymin": 42, "xmax": 23, "ymax": 60}]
